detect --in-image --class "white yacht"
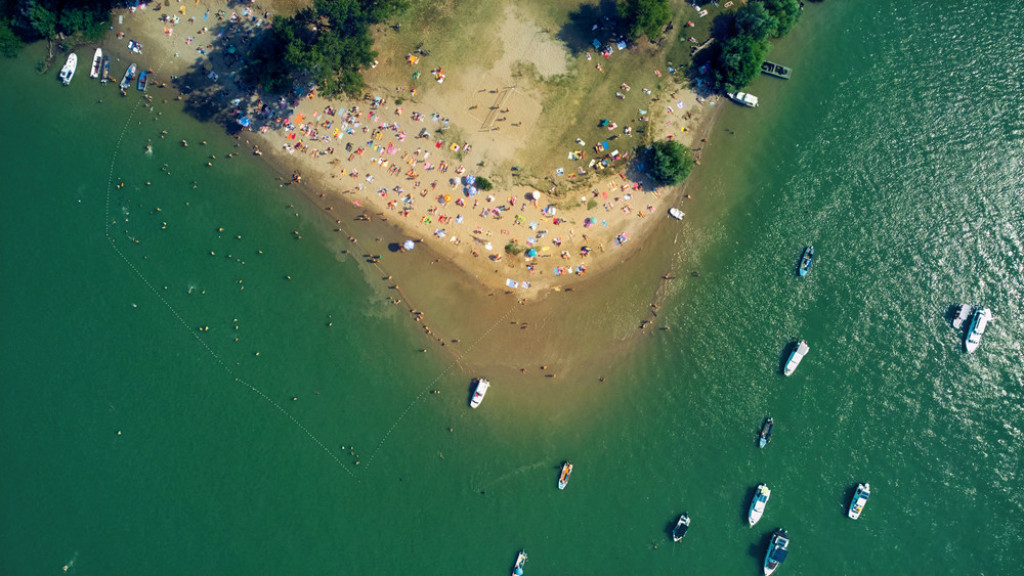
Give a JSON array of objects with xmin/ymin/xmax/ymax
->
[
  {"xmin": 727, "ymin": 91, "xmax": 759, "ymax": 107},
  {"xmin": 748, "ymin": 484, "xmax": 771, "ymax": 527},
  {"xmin": 763, "ymin": 528, "xmax": 790, "ymax": 575},
  {"xmin": 783, "ymin": 341, "xmax": 809, "ymax": 376},
  {"xmin": 89, "ymin": 48, "xmax": 103, "ymax": 78},
  {"xmin": 963, "ymin": 307, "xmax": 991, "ymax": 353},
  {"xmin": 59, "ymin": 53, "xmax": 77, "ymax": 85},
  {"xmin": 469, "ymin": 378, "xmax": 490, "ymax": 408},
  {"xmin": 848, "ymin": 483, "xmax": 870, "ymax": 520}
]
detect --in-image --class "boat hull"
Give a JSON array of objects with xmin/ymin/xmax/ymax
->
[
  {"xmin": 782, "ymin": 341, "xmax": 809, "ymax": 376},
  {"xmin": 848, "ymin": 483, "xmax": 870, "ymax": 519},
  {"xmin": 763, "ymin": 528, "xmax": 789, "ymax": 575},
  {"xmin": 748, "ymin": 484, "xmax": 771, "ymax": 527},
  {"xmin": 59, "ymin": 53, "xmax": 77, "ymax": 86},
  {"xmin": 727, "ymin": 91, "xmax": 759, "ymax": 107},
  {"xmin": 557, "ymin": 462, "xmax": 572, "ymax": 490},
  {"xmin": 671, "ymin": 514, "xmax": 690, "ymax": 542},
  {"xmin": 120, "ymin": 64, "xmax": 137, "ymax": 92},
  {"xmin": 511, "ymin": 551, "xmax": 527, "ymax": 576},
  {"xmin": 469, "ymin": 378, "xmax": 489, "ymax": 408},
  {"xmin": 963, "ymin": 307, "xmax": 991, "ymax": 353},
  {"xmin": 89, "ymin": 48, "xmax": 103, "ymax": 79},
  {"xmin": 758, "ymin": 417, "xmax": 774, "ymax": 448},
  {"xmin": 798, "ymin": 246, "xmax": 813, "ymax": 276},
  {"xmin": 100, "ymin": 56, "xmax": 111, "ymax": 83}
]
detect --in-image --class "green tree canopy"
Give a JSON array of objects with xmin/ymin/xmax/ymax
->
[
  {"xmin": 0, "ymin": 19, "xmax": 24, "ymax": 57},
  {"xmin": 711, "ymin": 32, "xmax": 771, "ymax": 92},
  {"xmin": 645, "ymin": 140, "xmax": 695, "ymax": 186},
  {"xmin": 243, "ymin": 0, "xmax": 407, "ymax": 97},
  {"xmin": 761, "ymin": 0, "xmax": 802, "ymax": 37},
  {"xmin": 735, "ymin": 2, "xmax": 778, "ymax": 40},
  {"xmin": 700, "ymin": 0, "xmax": 803, "ymax": 93},
  {"xmin": 617, "ymin": 0, "xmax": 671, "ymax": 41}
]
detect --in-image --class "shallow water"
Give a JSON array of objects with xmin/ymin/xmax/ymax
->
[{"xmin": 2, "ymin": 2, "xmax": 1023, "ymax": 574}]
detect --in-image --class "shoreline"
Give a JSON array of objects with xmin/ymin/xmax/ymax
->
[{"xmin": 99, "ymin": 0, "xmax": 726, "ymax": 303}]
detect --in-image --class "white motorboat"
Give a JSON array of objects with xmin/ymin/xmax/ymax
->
[
  {"xmin": 748, "ymin": 484, "xmax": 771, "ymax": 527},
  {"xmin": 469, "ymin": 378, "xmax": 490, "ymax": 408},
  {"xmin": 763, "ymin": 528, "xmax": 789, "ymax": 575},
  {"xmin": 727, "ymin": 91, "xmax": 759, "ymax": 107},
  {"xmin": 671, "ymin": 513, "xmax": 690, "ymax": 542},
  {"xmin": 120, "ymin": 63, "xmax": 137, "ymax": 92},
  {"xmin": 848, "ymin": 483, "xmax": 870, "ymax": 519},
  {"xmin": 89, "ymin": 48, "xmax": 103, "ymax": 78},
  {"xmin": 59, "ymin": 53, "xmax": 77, "ymax": 86},
  {"xmin": 783, "ymin": 340, "xmax": 809, "ymax": 376},
  {"xmin": 963, "ymin": 307, "xmax": 991, "ymax": 353},
  {"xmin": 669, "ymin": 207, "xmax": 685, "ymax": 220},
  {"xmin": 511, "ymin": 550, "xmax": 527, "ymax": 576}
]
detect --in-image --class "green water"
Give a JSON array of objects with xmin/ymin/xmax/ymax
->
[{"xmin": 2, "ymin": 2, "xmax": 1023, "ymax": 574}]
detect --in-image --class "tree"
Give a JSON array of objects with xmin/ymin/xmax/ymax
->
[
  {"xmin": 618, "ymin": 0, "xmax": 671, "ymax": 41},
  {"xmin": 0, "ymin": 20, "xmax": 24, "ymax": 57},
  {"xmin": 242, "ymin": 0, "xmax": 408, "ymax": 97},
  {"xmin": 27, "ymin": 2, "xmax": 56, "ymax": 39},
  {"xmin": 711, "ymin": 33, "xmax": 771, "ymax": 92},
  {"xmin": 475, "ymin": 176, "xmax": 493, "ymax": 191},
  {"xmin": 761, "ymin": 0, "xmax": 801, "ymax": 37},
  {"xmin": 645, "ymin": 140, "xmax": 695, "ymax": 186},
  {"xmin": 735, "ymin": 2, "xmax": 778, "ymax": 40}
]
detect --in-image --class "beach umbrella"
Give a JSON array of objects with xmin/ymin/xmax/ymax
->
[
  {"xmin": 525, "ymin": 248, "xmax": 537, "ymax": 258},
  {"xmin": 238, "ymin": 116, "xmax": 250, "ymax": 127},
  {"xmin": 484, "ymin": 242, "xmax": 493, "ymax": 251},
  {"xmin": 403, "ymin": 240, "xmax": 415, "ymax": 251}
]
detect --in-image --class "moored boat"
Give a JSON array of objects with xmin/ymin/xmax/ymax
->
[
  {"xmin": 758, "ymin": 417, "xmax": 774, "ymax": 448},
  {"xmin": 798, "ymin": 245, "xmax": 814, "ymax": 276},
  {"xmin": 848, "ymin": 483, "xmax": 870, "ymax": 519},
  {"xmin": 668, "ymin": 207, "xmax": 685, "ymax": 220},
  {"xmin": 557, "ymin": 461, "xmax": 573, "ymax": 490},
  {"xmin": 763, "ymin": 528, "xmax": 790, "ymax": 575},
  {"xmin": 727, "ymin": 91, "xmax": 759, "ymax": 107},
  {"xmin": 137, "ymin": 69, "xmax": 148, "ymax": 91},
  {"xmin": 59, "ymin": 53, "xmax": 77, "ymax": 86},
  {"xmin": 951, "ymin": 304, "xmax": 972, "ymax": 330},
  {"xmin": 469, "ymin": 377, "xmax": 490, "ymax": 408},
  {"xmin": 671, "ymin": 513, "xmax": 690, "ymax": 542},
  {"xmin": 511, "ymin": 550, "xmax": 527, "ymax": 576},
  {"xmin": 120, "ymin": 63, "xmax": 136, "ymax": 91},
  {"xmin": 100, "ymin": 55, "xmax": 111, "ymax": 83},
  {"xmin": 782, "ymin": 341, "xmax": 809, "ymax": 376},
  {"xmin": 748, "ymin": 484, "xmax": 771, "ymax": 527},
  {"xmin": 89, "ymin": 48, "xmax": 103, "ymax": 78},
  {"xmin": 963, "ymin": 307, "xmax": 991, "ymax": 353},
  {"xmin": 761, "ymin": 60, "xmax": 792, "ymax": 79}
]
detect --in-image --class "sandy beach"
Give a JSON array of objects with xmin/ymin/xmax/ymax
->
[{"xmin": 105, "ymin": 0, "xmax": 725, "ymax": 301}]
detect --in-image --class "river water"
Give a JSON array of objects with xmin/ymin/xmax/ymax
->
[{"xmin": 1, "ymin": 2, "xmax": 1021, "ymax": 574}]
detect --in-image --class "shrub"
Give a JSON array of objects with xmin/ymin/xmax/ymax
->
[{"xmin": 645, "ymin": 140, "xmax": 695, "ymax": 186}]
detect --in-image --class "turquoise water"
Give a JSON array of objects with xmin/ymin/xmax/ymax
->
[{"xmin": 2, "ymin": 2, "xmax": 1023, "ymax": 574}]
